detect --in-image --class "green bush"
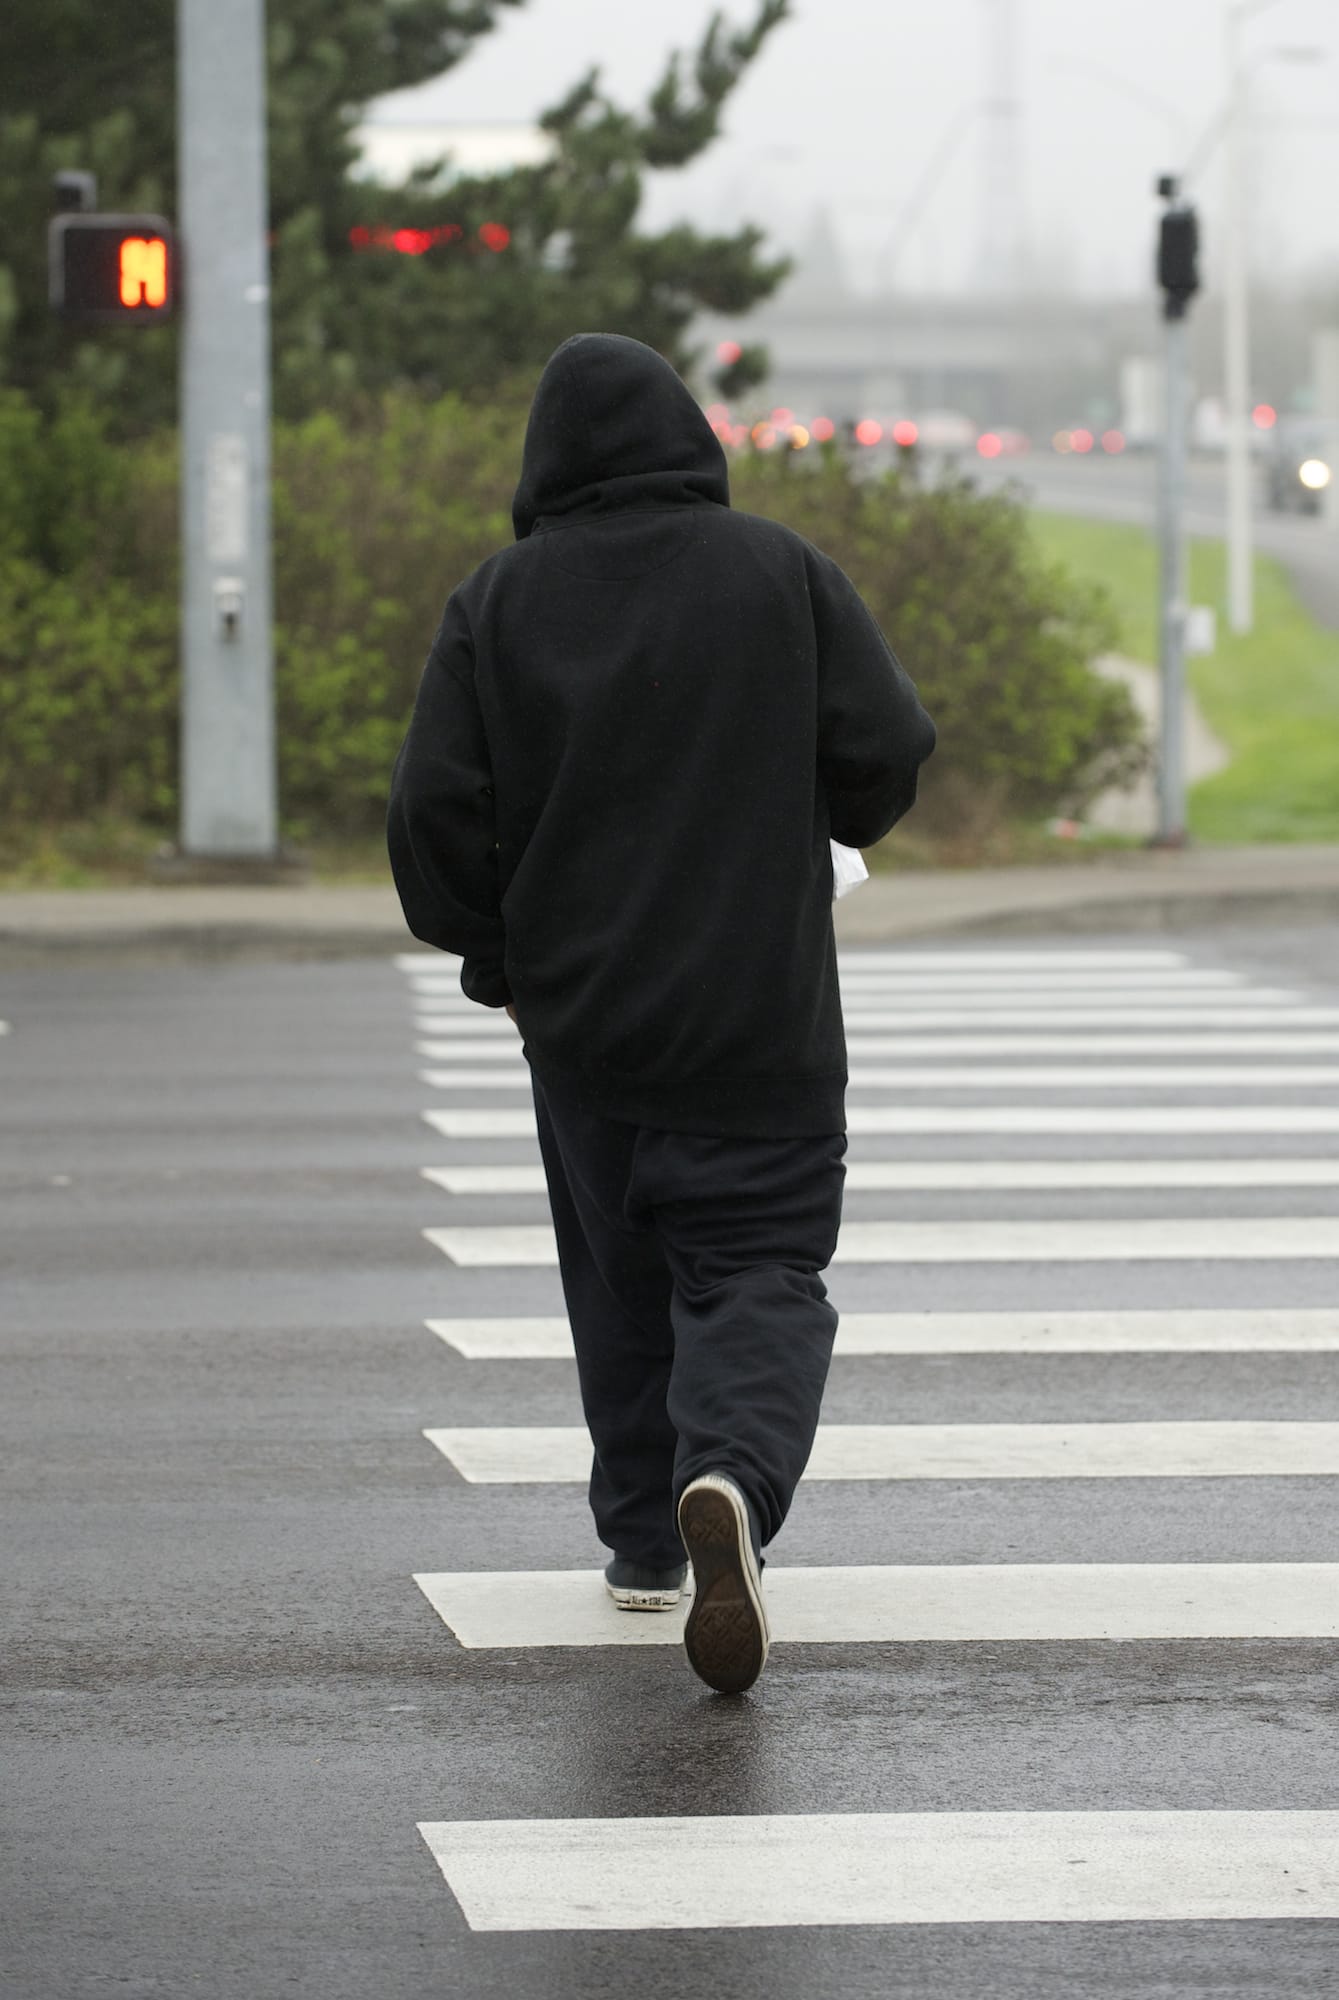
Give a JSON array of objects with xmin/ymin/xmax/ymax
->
[
  {"xmin": 730, "ymin": 450, "xmax": 1141, "ymax": 832},
  {"xmin": 270, "ymin": 395, "xmax": 518, "ymax": 833},
  {"xmin": 0, "ymin": 390, "xmax": 1143, "ymax": 843},
  {"xmin": 0, "ymin": 554, "xmax": 177, "ymax": 821},
  {"xmin": 0, "ymin": 392, "xmax": 177, "ymax": 822}
]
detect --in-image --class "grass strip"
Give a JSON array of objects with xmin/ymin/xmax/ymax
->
[{"xmin": 1028, "ymin": 509, "xmax": 1339, "ymax": 843}]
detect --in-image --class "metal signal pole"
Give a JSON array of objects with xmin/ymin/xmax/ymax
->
[
  {"xmin": 1155, "ymin": 177, "xmax": 1200, "ymax": 848},
  {"xmin": 177, "ymin": 0, "xmax": 278, "ymax": 858}
]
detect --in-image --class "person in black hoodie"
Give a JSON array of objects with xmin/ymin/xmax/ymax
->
[{"xmin": 389, "ymin": 332, "xmax": 935, "ymax": 1694}]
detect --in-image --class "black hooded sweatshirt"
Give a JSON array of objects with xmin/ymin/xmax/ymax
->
[{"xmin": 387, "ymin": 332, "xmax": 936, "ymax": 1138}]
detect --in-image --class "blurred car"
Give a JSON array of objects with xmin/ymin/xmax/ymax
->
[
  {"xmin": 1264, "ymin": 417, "xmax": 1339, "ymax": 515},
  {"xmin": 974, "ymin": 428, "xmax": 1030, "ymax": 461},
  {"xmin": 915, "ymin": 408, "xmax": 977, "ymax": 452}
]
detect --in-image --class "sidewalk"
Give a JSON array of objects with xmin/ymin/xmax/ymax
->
[{"xmin": 4, "ymin": 847, "xmax": 1339, "ymax": 964}]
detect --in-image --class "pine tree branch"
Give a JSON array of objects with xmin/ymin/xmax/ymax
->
[
  {"xmin": 372, "ymin": 0, "xmax": 529, "ymax": 96},
  {"xmin": 639, "ymin": 0, "xmax": 790, "ymax": 170}
]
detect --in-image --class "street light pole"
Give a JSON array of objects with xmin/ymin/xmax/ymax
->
[
  {"xmin": 177, "ymin": 0, "xmax": 278, "ymax": 859},
  {"xmin": 1222, "ymin": 2, "xmax": 1256, "ymax": 634}
]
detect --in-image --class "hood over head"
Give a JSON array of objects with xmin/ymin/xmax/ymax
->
[{"xmin": 512, "ymin": 333, "xmax": 730, "ymax": 540}]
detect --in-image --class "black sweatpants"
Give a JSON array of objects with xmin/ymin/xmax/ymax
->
[{"xmin": 532, "ymin": 1075, "xmax": 846, "ymax": 1570}]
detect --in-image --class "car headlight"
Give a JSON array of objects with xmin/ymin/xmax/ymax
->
[{"xmin": 1298, "ymin": 458, "xmax": 1331, "ymax": 491}]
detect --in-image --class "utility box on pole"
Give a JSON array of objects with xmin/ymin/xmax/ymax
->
[
  {"xmin": 177, "ymin": 0, "xmax": 278, "ymax": 859},
  {"xmin": 1119, "ymin": 356, "xmax": 1165, "ymax": 452}
]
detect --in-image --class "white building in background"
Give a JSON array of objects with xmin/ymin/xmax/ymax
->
[{"xmin": 351, "ymin": 118, "xmax": 556, "ymax": 188}]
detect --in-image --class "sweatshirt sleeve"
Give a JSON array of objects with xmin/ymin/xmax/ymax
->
[
  {"xmin": 386, "ymin": 596, "xmax": 510, "ymax": 1007},
  {"xmin": 809, "ymin": 547, "xmax": 937, "ymax": 849}
]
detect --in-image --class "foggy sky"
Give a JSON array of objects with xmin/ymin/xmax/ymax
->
[{"xmin": 376, "ymin": 0, "xmax": 1339, "ymax": 300}]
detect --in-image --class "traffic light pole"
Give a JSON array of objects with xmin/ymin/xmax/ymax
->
[
  {"xmin": 1156, "ymin": 308, "xmax": 1190, "ymax": 846},
  {"xmin": 1154, "ymin": 177, "xmax": 1199, "ymax": 849},
  {"xmin": 177, "ymin": 0, "xmax": 278, "ymax": 859}
]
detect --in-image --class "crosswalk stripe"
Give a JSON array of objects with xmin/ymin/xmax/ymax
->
[
  {"xmin": 418, "ymin": 1033, "xmax": 1339, "ymax": 1060},
  {"xmin": 412, "ymin": 1015, "xmax": 516, "ymax": 1035},
  {"xmin": 419, "ymin": 1069, "xmax": 531, "ymax": 1087},
  {"xmin": 838, "ymin": 1003, "xmax": 1328, "ymax": 1025},
  {"xmin": 409, "ymin": 972, "xmax": 1259, "ymax": 1000},
  {"xmin": 422, "ymin": 1159, "xmax": 1339, "ymax": 1196},
  {"xmin": 421, "ymin": 1063, "xmax": 1339, "ymax": 1090},
  {"xmin": 845, "ymin": 1105, "xmax": 1339, "ymax": 1133},
  {"xmin": 831, "ymin": 970, "xmax": 1247, "ymax": 989},
  {"xmin": 423, "ymin": 1307, "xmax": 1339, "ymax": 1358},
  {"xmin": 422, "ymin": 1217, "xmax": 1339, "ymax": 1267},
  {"xmin": 426, "ymin": 1315, "xmax": 572, "ymax": 1356},
  {"xmin": 413, "ymin": 1563, "xmax": 1339, "ymax": 1648},
  {"xmin": 413, "ymin": 1005, "xmax": 1339, "ymax": 1034},
  {"xmin": 416, "ymin": 1041, "xmax": 528, "ymax": 1061},
  {"xmin": 829, "ymin": 948, "xmax": 1194, "ymax": 968},
  {"xmin": 423, "ymin": 1420, "xmax": 1339, "ymax": 1482},
  {"xmin": 399, "ymin": 948, "xmax": 1194, "ymax": 973},
  {"xmin": 417, "ymin": 1810, "xmax": 1339, "ymax": 1929},
  {"xmin": 423, "ymin": 1105, "xmax": 1339, "ymax": 1138},
  {"xmin": 410, "ymin": 993, "xmax": 1310, "ymax": 1023},
  {"xmin": 423, "ymin": 1166, "xmax": 542, "ymax": 1192},
  {"xmin": 844, "ymin": 1033, "xmax": 1339, "ymax": 1055}
]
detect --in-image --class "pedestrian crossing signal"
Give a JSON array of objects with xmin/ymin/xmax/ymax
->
[
  {"xmin": 48, "ymin": 213, "xmax": 175, "ymax": 322},
  {"xmin": 119, "ymin": 235, "xmax": 168, "ymax": 308}
]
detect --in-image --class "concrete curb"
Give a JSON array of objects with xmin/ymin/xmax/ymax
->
[
  {"xmin": 2, "ymin": 852, "xmax": 1339, "ymax": 964},
  {"xmin": 833, "ymin": 850, "xmax": 1339, "ymax": 946}
]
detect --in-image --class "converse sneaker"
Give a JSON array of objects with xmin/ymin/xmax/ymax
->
[
  {"xmin": 676, "ymin": 1473, "xmax": 769, "ymax": 1693},
  {"xmin": 604, "ymin": 1557, "xmax": 689, "ymax": 1611}
]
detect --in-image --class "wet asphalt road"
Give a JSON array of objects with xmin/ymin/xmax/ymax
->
[{"xmin": 3, "ymin": 921, "xmax": 1339, "ymax": 1997}]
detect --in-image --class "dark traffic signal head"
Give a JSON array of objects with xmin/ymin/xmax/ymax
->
[
  {"xmin": 1155, "ymin": 179, "xmax": 1199, "ymax": 322},
  {"xmin": 48, "ymin": 214, "xmax": 175, "ymax": 323}
]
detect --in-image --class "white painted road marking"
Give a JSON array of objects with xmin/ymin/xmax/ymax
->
[
  {"xmin": 412, "ymin": 1015, "xmax": 516, "ymax": 1036},
  {"xmin": 828, "ymin": 949, "xmax": 1195, "ymax": 968},
  {"xmin": 423, "ymin": 1166, "xmax": 547, "ymax": 1192},
  {"xmin": 836, "ymin": 1006, "xmax": 1339, "ymax": 1028},
  {"xmin": 845, "ymin": 1106, "xmax": 1339, "ymax": 1134},
  {"xmin": 417, "ymin": 1109, "xmax": 529, "ymax": 1139},
  {"xmin": 424, "ymin": 1106, "xmax": 1339, "ymax": 1139},
  {"xmin": 416, "ymin": 1042, "xmax": 528, "ymax": 1062},
  {"xmin": 414, "ymin": 1563, "xmax": 1339, "ymax": 1648},
  {"xmin": 423, "ymin": 1159, "xmax": 1339, "ymax": 1196},
  {"xmin": 426, "ymin": 1315, "xmax": 575, "ymax": 1356},
  {"xmin": 424, "ymin": 1307, "xmax": 1339, "ymax": 1359},
  {"xmin": 830, "ymin": 969, "xmax": 1248, "ymax": 989},
  {"xmin": 422, "ymin": 1217, "xmax": 1339, "ymax": 1267},
  {"xmin": 417, "ymin": 1032, "xmax": 1339, "ymax": 1060},
  {"xmin": 423, "ymin": 1420, "xmax": 1339, "ymax": 1482},
  {"xmin": 842, "ymin": 1034, "xmax": 1339, "ymax": 1056},
  {"xmin": 421, "ymin": 1063, "xmax": 1339, "ymax": 1091},
  {"xmin": 418, "ymin": 1810, "xmax": 1339, "ymax": 1929},
  {"xmin": 413, "ymin": 1001, "xmax": 1328, "ymax": 1030},
  {"xmin": 403, "ymin": 956, "xmax": 1199, "ymax": 980},
  {"xmin": 408, "ymin": 973, "xmax": 1267, "ymax": 1001}
]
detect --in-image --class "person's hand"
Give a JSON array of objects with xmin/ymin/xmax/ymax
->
[{"xmin": 505, "ymin": 1003, "xmax": 518, "ymax": 1026}]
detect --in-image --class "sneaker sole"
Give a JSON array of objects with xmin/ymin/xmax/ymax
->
[{"xmin": 677, "ymin": 1478, "xmax": 769, "ymax": 1694}]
